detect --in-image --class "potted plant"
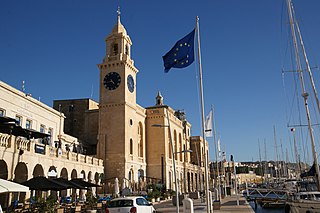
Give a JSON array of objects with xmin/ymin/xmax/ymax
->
[
  {"xmin": 154, "ymin": 190, "xmax": 161, "ymax": 202},
  {"xmin": 147, "ymin": 190, "xmax": 155, "ymax": 203},
  {"xmin": 36, "ymin": 195, "xmax": 57, "ymax": 213},
  {"xmin": 86, "ymin": 191, "xmax": 98, "ymax": 213}
]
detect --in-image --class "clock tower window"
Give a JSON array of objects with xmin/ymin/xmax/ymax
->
[
  {"xmin": 112, "ymin": 43, "xmax": 118, "ymax": 55},
  {"xmin": 125, "ymin": 44, "xmax": 129, "ymax": 56}
]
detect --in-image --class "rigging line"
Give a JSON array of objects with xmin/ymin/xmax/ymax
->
[
  {"xmin": 292, "ymin": 1, "xmax": 320, "ymax": 81},
  {"xmin": 282, "ymin": 71, "xmax": 291, "ymax": 128},
  {"xmin": 282, "ymin": 66, "xmax": 318, "ymax": 73},
  {"xmin": 282, "ymin": 70, "xmax": 297, "ymax": 127},
  {"xmin": 287, "ymin": 128, "xmax": 294, "ymax": 164},
  {"xmin": 281, "ymin": 13, "xmax": 299, "ymax": 128},
  {"xmin": 309, "ymin": 86, "xmax": 320, "ymax": 132},
  {"xmin": 284, "ymin": 20, "xmax": 301, "ymax": 128},
  {"xmin": 280, "ymin": 1, "xmax": 297, "ymax": 145},
  {"xmin": 294, "ymin": 15, "xmax": 320, "ymax": 116},
  {"xmin": 290, "ymin": 44, "xmax": 307, "ymax": 166},
  {"xmin": 303, "ymin": 127, "xmax": 311, "ymax": 165},
  {"xmin": 287, "ymin": 123, "xmax": 320, "ymax": 128},
  {"xmin": 279, "ymin": 0, "xmax": 286, "ymax": 74}
]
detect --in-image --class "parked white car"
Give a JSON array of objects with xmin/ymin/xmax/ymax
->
[{"xmin": 105, "ymin": 196, "xmax": 156, "ymax": 213}]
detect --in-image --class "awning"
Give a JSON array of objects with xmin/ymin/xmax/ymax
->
[
  {"xmin": 0, "ymin": 178, "xmax": 29, "ymax": 193},
  {"xmin": 70, "ymin": 178, "xmax": 100, "ymax": 188},
  {"xmin": 0, "ymin": 116, "xmax": 49, "ymax": 139},
  {"xmin": 52, "ymin": 178, "xmax": 86, "ymax": 189},
  {"xmin": 0, "ymin": 116, "xmax": 16, "ymax": 124},
  {"xmin": 21, "ymin": 176, "xmax": 67, "ymax": 191}
]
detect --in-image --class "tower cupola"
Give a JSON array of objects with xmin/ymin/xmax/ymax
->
[
  {"xmin": 103, "ymin": 6, "xmax": 133, "ymax": 64},
  {"xmin": 112, "ymin": 7, "xmax": 127, "ymax": 35},
  {"xmin": 156, "ymin": 91, "xmax": 163, "ymax": 106}
]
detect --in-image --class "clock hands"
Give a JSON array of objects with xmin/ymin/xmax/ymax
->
[
  {"xmin": 107, "ymin": 79, "xmax": 115, "ymax": 85},
  {"xmin": 104, "ymin": 72, "xmax": 121, "ymax": 90}
]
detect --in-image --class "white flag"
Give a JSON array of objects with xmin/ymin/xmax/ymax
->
[
  {"xmin": 204, "ymin": 110, "xmax": 213, "ymax": 137},
  {"xmin": 218, "ymin": 138, "xmax": 221, "ymax": 154}
]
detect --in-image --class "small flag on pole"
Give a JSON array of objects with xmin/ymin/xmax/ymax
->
[
  {"xmin": 204, "ymin": 109, "xmax": 213, "ymax": 137},
  {"xmin": 162, "ymin": 29, "xmax": 195, "ymax": 73}
]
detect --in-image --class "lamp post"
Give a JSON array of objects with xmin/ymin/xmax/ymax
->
[{"xmin": 231, "ymin": 155, "xmax": 239, "ymax": 206}]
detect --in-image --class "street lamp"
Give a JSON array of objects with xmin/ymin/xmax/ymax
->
[{"xmin": 231, "ymin": 155, "xmax": 239, "ymax": 206}]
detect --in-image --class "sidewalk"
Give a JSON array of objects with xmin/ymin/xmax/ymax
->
[{"xmin": 154, "ymin": 195, "xmax": 254, "ymax": 213}]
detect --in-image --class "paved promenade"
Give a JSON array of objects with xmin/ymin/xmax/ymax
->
[{"xmin": 154, "ymin": 195, "xmax": 255, "ymax": 213}]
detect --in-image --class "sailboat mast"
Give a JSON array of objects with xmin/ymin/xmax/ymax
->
[
  {"xmin": 292, "ymin": 7, "xmax": 320, "ymax": 114},
  {"xmin": 286, "ymin": 0, "xmax": 320, "ymax": 188},
  {"xmin": 291, "ymin": 128, "xmax": 302, "ymax": 176},
  {"xmin": 258, "ymin": 140, "xmax": 263, "ymax": 183},
  {"xmin": 273, "ymin": 125, "xmax": 279, "ymax": 181}
]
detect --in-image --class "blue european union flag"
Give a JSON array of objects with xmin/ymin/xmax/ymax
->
[{"xmin": 162, "ymin": 29, "xmax": 195, "ymax": 73}]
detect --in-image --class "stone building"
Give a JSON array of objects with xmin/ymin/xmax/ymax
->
[
  {"xmin": 53, "ymin": 99, "xmax": 99, "ymax": 155},
  {"xmin": 0, "ymin": 81, "xmax": 104, "ymax": 207},
  {"xmin": 56, "ymin": 12, "xmax": 210, "ymax": 194}
]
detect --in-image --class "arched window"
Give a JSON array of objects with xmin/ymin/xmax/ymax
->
[
  {"xmin": 138, "ymin": 123, "xmax": 143, "ymax": 157},
  {"xmin": 168, "ymin": 128, "xmax": 172, "ymax": 159},
  {"xmin": 125, "ymin": 44, "xmax": 129, "ymax": 56},
  {"xmin": 169, "ymin": 171, "xmax": 172, "ymax": 190},
  {"xmin": 130, "ymin": 139, "xmax": 133, "ymax": 155},
  {"xmin": 128, "ymin": 171, "xmax": 132, "ymax": 181},
  {"xmin": 174, "ymin": 130, "xmax": 178, "ymax": 161},
  {"xmin": 138, "ymin": 169, "xmax": 144, "ymax": 181},
  {"xmin": 179, "ymin": 134, "xmax": 182, "ymax": 161},
  {"xmin": 128, "ymin": 169, "xmax": 134, "ymax": 181},
  {"xmin": 111, "ymin": 43, "xmax": 118, "ymax": 55}
]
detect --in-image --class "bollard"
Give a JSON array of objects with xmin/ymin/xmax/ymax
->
[
  {"xmin": 183, "ymin": 198, "xmax": 194, "ymax": 213},
  {"xmin": 208, "ymin": 191, "xmax": 213, "ymax": 213}
]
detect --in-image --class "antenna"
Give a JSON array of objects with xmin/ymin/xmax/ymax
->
[{"xmin": 90, "ymin": 84, "xmax": 94, "ymax": 99}]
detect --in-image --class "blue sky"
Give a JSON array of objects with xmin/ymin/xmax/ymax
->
[{"xmin": 1, "ymin": 0, "xmax": 320, "ymax": 162}]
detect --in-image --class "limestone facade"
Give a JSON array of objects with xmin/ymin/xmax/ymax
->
[
  {"xmin": 0, "ymin": 81, "xmax": 104, "ymax": 205},
  {"xmin": 53, "ymin": 99, "xmax": 99, "ymax": 155},
  {"xmin": 93, "ymin": 14, "xmax": 209, "ymax": 193}
]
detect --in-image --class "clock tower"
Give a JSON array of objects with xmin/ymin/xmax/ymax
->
[{"xmin": 97, "ymin": 10, "xmax": 142, "ymax": 182}]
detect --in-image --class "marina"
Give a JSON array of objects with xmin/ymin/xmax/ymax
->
[{"xmin": 249, "ymin": 201, "xmax": 284, "ymax": 213}]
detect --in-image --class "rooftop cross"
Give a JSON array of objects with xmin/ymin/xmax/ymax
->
[{"xmin": 117, "ymin": 6, "xmax": 121, "ymax": 22}]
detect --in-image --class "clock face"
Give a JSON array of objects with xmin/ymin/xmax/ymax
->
[
  {"xmin": 103, "ymin": 72, "xmax": 121, "ymax": 90},
  {"xmin": 127, "ymin": 74, "xmax": 134, "ymax": 93}
]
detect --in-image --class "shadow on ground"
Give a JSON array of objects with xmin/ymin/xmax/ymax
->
[{"xmin": 222, "ymin": 200, "xmax": 246, "ymax": 206}]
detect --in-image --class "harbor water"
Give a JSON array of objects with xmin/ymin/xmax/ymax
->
[{"xmin": 249, "ymin": 201, "xmax": 284, "ymax": 213}]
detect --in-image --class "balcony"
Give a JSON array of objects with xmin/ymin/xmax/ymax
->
[{"xmin": 0, "ymin": 132, "xmax": 102, "ymax": 167}]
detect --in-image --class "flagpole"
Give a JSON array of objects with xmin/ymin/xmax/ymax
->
[
  {"xmin": 212, "ymin": 106, "xmax": 221, "ymax": 201},
  {"xmin": 196, "ymin": 16, "xmax": 211, "ymax": 213}
]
